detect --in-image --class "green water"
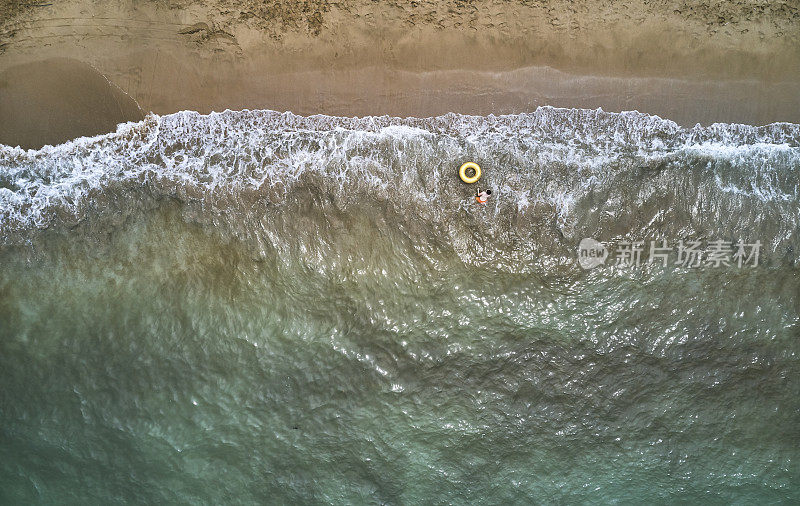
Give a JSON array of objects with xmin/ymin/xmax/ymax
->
[
  {"xmin": 1, "ymin": 203, "xmax": 798, "ymax": 504},
  {"xmin": 1, "ymin": 108, "xmax": 799, "ymax": 503}
]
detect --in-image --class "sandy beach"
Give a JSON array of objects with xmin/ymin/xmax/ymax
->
[{"xmin": 1, "ymin": 0, "xmax": 799, "ymax": 148}]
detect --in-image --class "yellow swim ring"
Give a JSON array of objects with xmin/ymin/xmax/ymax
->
[{"xmin": 459, "ymin": 162, "xmax": 481, "ymax": 184}]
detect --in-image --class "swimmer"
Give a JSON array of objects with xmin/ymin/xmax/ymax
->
[{"xmin": 475, "ymin": 188, "xmax": 492, "ymax": 205}]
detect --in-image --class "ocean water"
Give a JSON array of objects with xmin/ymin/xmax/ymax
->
[{"xmin": 0, "ymin": 107, "xmax": 798, "ymax": 504}]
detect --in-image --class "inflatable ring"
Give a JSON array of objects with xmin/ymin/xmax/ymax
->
[{"xmin": 459, "ymin": 162, "xmax": 481, "ymax": 184}]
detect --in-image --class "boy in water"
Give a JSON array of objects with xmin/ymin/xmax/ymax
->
[{"xmin": 475, "ymin": 188, "xmax": 492, "ymax": 205}]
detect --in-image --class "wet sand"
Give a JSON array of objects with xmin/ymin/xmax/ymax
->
[
  {"xmin": 0, "ymin": 59, "xmax": 143, "ymax": 149},
  {"xmin": 1, "ymin": 0, "xmax": 798, "ymax": 148}
]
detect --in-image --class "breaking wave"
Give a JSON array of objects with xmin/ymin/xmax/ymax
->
[{"xmin": 1, "ymin": 107, "xmax": 798, "ymax": 270}]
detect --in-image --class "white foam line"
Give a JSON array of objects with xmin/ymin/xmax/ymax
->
[{"xmin": 0, "ymin": 108, "xmax": 798, "ymax": 230}]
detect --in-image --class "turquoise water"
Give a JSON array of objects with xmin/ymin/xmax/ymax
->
[{"xmin": 1, "ymin": 108, "xmax": 799, "ymax": 503}]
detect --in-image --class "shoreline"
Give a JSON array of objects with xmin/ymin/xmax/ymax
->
[{"xmin": 1, "ymin": 0, "xmax": 799, "ymax": 147}]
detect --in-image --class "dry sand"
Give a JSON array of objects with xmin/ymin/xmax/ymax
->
[{"xmin": 1, "ymin": 0, "xmax": 799, "ymax": 148}]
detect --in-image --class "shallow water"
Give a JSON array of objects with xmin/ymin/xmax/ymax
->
[{"xmin": 1, "ymin": 108, "xmax": 799, "ymax": 503}]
